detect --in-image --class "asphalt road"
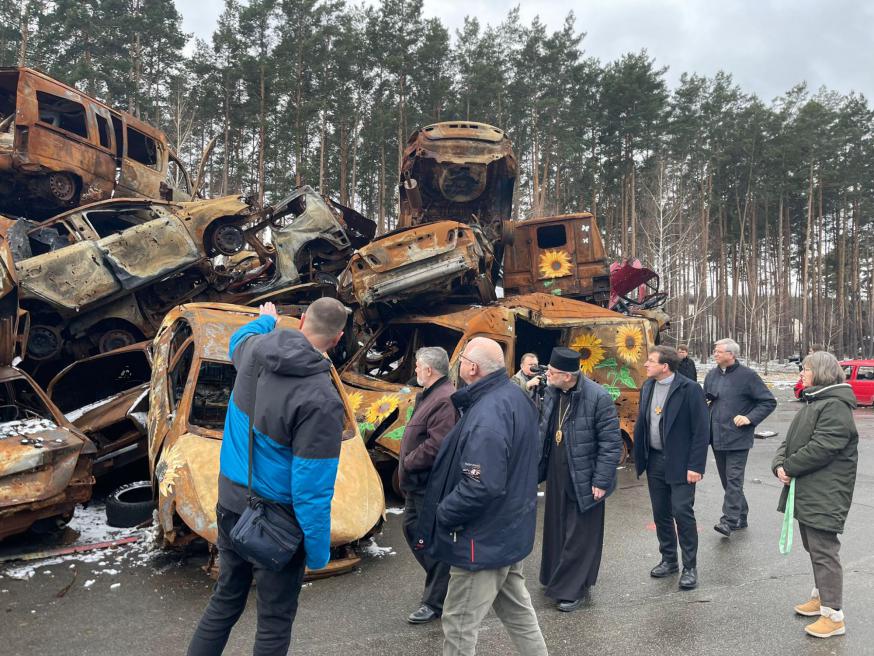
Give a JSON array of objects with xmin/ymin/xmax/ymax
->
[{"xmin": 2, "ymin": 389, "xmax": 873, "ymax": 656}]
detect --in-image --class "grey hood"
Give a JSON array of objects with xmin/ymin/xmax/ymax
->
[{"xmin": 250, "ymin": 328, "xmax": 331, "ymax": 377}]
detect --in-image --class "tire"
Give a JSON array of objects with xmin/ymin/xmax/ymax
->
[{"xmin": 105, "ymin": 481, "xmax": 154, "ymax": 528}]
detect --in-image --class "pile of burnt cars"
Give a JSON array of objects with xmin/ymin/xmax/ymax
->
[{"xmin": 0, "ymin": 72, "xmax": 671, "ymax": 581}]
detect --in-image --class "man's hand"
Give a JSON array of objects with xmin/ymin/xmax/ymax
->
[
  {"xmin": 687, "ymin": 470, "xmax": 703, "ymax": 484},
  {"xmin": 259, "ymin": 302, "xmax": 278, "ymax": 320},
  {"xmin": 525, "ymin": 376, "xmax": 541, "ymax": 390},
  {"xmin": 733, "ymin": 415, "xmax": 751, "ymax": 427},
  {"xmin": 776, "ymin": 466, "xmax": 791, "ymax": 485},
  {"xmin": 592, "ymin": 486, "xmax": 606, "ymax": 501}
]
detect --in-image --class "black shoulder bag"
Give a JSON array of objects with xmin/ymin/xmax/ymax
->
[{"xmin": 229, "ymin": 391, "xmax": 304, "ymax": 571}]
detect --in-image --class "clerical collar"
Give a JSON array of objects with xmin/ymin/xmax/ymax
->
[{"xmin": 656, "ymin": 373, "xmax": 675, "ymax": 386}]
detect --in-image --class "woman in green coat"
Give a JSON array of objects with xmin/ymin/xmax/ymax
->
[{"xmin": 772, "ymin": 351, "xmax": 858, "ymax": 639}]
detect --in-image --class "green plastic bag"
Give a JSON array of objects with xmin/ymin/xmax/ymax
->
[{"xmin": 779, "ymin": 478, "xmax": 796, "ymax": 555}]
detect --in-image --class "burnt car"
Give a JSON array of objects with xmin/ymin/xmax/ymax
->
[
  {"xmin": 0, "ymin": 366, "xmax": 95, "ymax": 540},
  {"xmin": 0, "ymin": 67, "xmax": 193, "ymax": 218},
  {"xmin": 46, "ymin": 342, "xmax": 151, "ymax": 477},
  {"xmin": 4, "ymin": 195, "xmax": 257, "ymax": 364},
  {"xmin": 502, "ymin": 213, "xmax": 611, "ymax": 305},
  {"xmin": 341, "ymin": 293, "xmax": 659, "ymax": 487},
  {"xmin": 4, "ymin": 186, "xmax": 374, "ymax": 370},
  {"xmin": 339, "ymin": 220, "xmax": 495, "ymax": 314},
  {"xmin": 148, "ymin": 303, "xmax": 384, "ymax": 573},
  {"xmin": 399, "ymin": 121, "xmax": 516, "ymax": 276}
]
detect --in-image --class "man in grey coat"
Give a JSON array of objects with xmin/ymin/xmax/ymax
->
[{"xmin": 704, "ymin": 338, "xmax": 776, "ymax": 537}]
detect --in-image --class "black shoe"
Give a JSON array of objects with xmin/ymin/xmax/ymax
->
[
  {"xmin": 557, "ymin": 599, "xmax": 583, "ymax": 612},
  {"xmin": 407, "ymin": 604, "xmax": 440, "ymax": 624},
  {"xmin": 714, "ymin": 520, "xmax": 732, "ymax": 537},
  {"xmin": 650, "ymin": 560, "xmax": 680, "ymax": 578},
  {"xmin": 679, "ymin": 567, "xmax": 698, "ymax": 590}
]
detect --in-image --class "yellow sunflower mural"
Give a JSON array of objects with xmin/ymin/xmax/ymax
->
[
  {"xmin": 157, "ymin": 443, "xmax": 186, "ymax": 498},
  {"xmin": 346, "ymin": 391, "xmax": 363, "ymax": 415},
  {"xmin": 365, "ymin": 394, "xmax": 400, "ymax": 424},
  {"xmin": 570, "ymin": 333, "xmax": 606, "ymax": 374},
  {"xmin": 615, "ymin": 324, "xmax": 644, "ymax": 363},
  {"xmin": 538, "ymin": 249, "xmax": 573, "ymax": 279}
]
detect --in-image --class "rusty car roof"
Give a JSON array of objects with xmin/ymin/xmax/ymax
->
[
  {"xmin": 513, "ymin": 212, "xmax": 595, "ymax": 227},
  {"xmin": 164, "ymin": 302, "xmax": 300, "ymax": 362},
  {"xmin": 417, "ymin": 121, "xmax": 507, "ymax": 143},
  {"xmin": 392, "ymin": 292, "xmax": 629, "ymax": 331}
]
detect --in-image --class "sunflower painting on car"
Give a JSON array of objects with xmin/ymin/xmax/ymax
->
[
  {"xmin": 538, "ymin": 249, "xmax": 573, "ymax": 279},
  {"xmin": 568, "ymin": 323, "xmax": 647, "ymax": 402}
]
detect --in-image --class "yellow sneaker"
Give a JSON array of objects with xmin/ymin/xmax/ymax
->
[
  {"xmin": 794, "ymin": 597, "xmax": 821, "ymax": 617},
  {"xmin": 805, "ymin": 607, "xmax": 845, "ymax": 638}
]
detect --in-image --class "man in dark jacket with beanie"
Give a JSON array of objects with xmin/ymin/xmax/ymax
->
[
  {"xmin": 418, "ymin": 337, "xmax": 547, "ymax": 656},
  {"xmin": 634, "ymin": 345, "xmax": 710, "ymax": 591},
  {"xmin": 538, "ymin": 346, "xmax": 622, "ymax": 612},
  {"xmin": 399, "ymin": 346, "xmax": 457, "ymax": 625},
  {"xmin": 704, "ymin": 338, "xmax": 776, "ymax": 537},
  {"xmin": 188, "ymin": 298, "xmax": 350, "ymax": 656}
]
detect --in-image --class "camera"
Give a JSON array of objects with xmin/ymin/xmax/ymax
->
[{"xmin": 530, "ymin": 364, "xmax": 548, "ymax": 375}]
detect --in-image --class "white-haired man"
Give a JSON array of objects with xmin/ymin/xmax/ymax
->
[
  {"xmin": 705, "ymin": 338, "xmax": 776, "ymax": 537},
  {"xmin": 399, "ymin": 346, "xmax": 457, "ymax": 625}
]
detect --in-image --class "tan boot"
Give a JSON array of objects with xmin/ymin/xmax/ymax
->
[
  {"xmin": 805, "ymin": 607, "xmax": 845, "ymax": 638},
  {"xmin": 795, "ymin": 588, "xmax": 821, "ymax": 617}
]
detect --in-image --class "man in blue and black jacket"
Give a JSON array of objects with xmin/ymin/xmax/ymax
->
[{"xmin": 188, "ymin": 298, "xmax": 350, "ymax": 656}]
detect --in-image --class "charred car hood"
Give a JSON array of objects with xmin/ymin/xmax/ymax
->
[{"xmin": 0, "ymin": 419, "xmax": 91, "ymax": 507}]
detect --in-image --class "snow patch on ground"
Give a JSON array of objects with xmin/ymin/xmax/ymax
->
[
  {"xmin": 0, "ymin": 504, "xmax": 162, "ymax": 581},
  {"xmin": 360, "ymin": 538, "xmax": 395, "ymax": 558},
  {"xmin": 384, "ymin": 507, "xmax": 404, "ymax": 515}
]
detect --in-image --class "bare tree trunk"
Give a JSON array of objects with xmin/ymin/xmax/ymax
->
[
  {"xmin": 257, "ymin": 62, "xmax": 266, "ymax": 206},
  {"xmin": 17, "ymin": 1, "xmax": 29, "ymax": 66},
  {"xmin": 801, "ymin": 163, "xmax": 814, "ymax": 355}
]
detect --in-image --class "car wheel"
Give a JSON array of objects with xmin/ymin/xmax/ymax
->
[
  {"xmin": 27, "ymin": 324, "xmax": 64, "ymax": 361},
  {"xmin": 105, "ymin": 481, "xmax": 154, "ymax": 528}
]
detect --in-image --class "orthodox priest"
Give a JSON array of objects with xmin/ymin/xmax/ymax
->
[{"xmin": 538, "ymin": 346, "xmax": 623, "ymax": 612}]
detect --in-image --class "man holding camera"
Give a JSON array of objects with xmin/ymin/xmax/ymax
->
[
  {"xmin": 704, "ymin": 338, "xmax": 776, "ymax": 538},
  {"xmin": 512, "ymin": 353, "xmax": 544, "ymax": 405}
]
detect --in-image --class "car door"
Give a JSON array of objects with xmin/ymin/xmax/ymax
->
[{"xmin": 851, "ymin": 365, "xmax": 874, "ymax": 405}]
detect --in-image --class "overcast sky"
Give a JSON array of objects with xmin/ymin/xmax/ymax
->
[{"xmin": 175, "ymin": 0, "xmax": 874, "ymax": 102}]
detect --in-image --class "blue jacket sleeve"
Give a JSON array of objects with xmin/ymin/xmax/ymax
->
[
  {"xmin": 290, "ymin": 393, "xmax": 343, "ymax": 570},
  {"xmin": 436, "ymin": 427, "xmax": 508, "ymax": 530},
  {"xmin": 592, "ymin": 391, "xmax": 622, "ymax": 490},
  {"xmin": 228, "ymin": 315, "xmax": 276, "ymax": 363}
]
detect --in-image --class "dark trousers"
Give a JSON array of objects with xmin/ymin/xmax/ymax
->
[
  {"xmin": 646, "ymin": 449, "xmax": 698, "ymax": 569},
  {"xmin": 799, "ymin": 523, "xmax": 843, "ymax": 609},
  {"xmin": 403, "ymin": 491, "xmax": 451, "ymax": 612},
  {"xmin": 187, "ymin": 504, "xmax": 307, "ymax": 656},
  {"xmin": 713, "ymin": 448, "xmax": 750, "ymax": 527}
]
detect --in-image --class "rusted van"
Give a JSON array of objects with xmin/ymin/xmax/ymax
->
[
  {"xmin": 503, "ymin": 213, "xmax": 611, "ymax": 305},
  {"xmin": 0, "ymin": 67, "xmax": 191, "ymax": 217}
]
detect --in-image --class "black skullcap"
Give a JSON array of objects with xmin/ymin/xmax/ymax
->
[{"xmin": 549, "ymin": 347, "xmax": 581, "ymax": 373}]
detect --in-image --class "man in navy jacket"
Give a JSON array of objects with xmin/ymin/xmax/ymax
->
[
  {"xmin": 418, "ymin": 337, "xmax": 547, "ymax": 656},
  {"xmin": 634, "ymin": 345, "xmax": 710, "ymax": 591},
  {"xmin": 188, "ymin": 298, "xmax": 350, "ymax": 656}
]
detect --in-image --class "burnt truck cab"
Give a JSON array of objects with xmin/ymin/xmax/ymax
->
[
  {"xmin": 503, "ymin": 213, "xmax": 611, "ymax": 305},
  {"xmin": 0, "ymin": 67, "xmax": 192, "ymax": 218}
]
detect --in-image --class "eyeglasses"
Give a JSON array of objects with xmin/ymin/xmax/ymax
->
[{"xmin": 459, "ymin": 353, "xmax": 479, "ymax": 367}]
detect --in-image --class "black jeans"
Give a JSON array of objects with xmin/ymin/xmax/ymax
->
[
  {"xmin": 713, "ymin": 448, "xmax": 750, "ymax": 527},
  {"xmin": 403, "ymin": 491, "xmax": 451, "ymax": 612},
  {"xmin": 187, "ymin": 504, "xmax": 307, "ymax": 656},
  {"xmin": 646, "ymin": 449, "xmax": 698, "ymax": 569}
]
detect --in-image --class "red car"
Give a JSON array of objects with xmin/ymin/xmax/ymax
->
[
  {"xmin": 795, "ymin": 359, "xmax": 874, "ymax": 406},
  {"xmin": 841, "ymin": 360, "xmax": 874, "ymax": 406}
]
